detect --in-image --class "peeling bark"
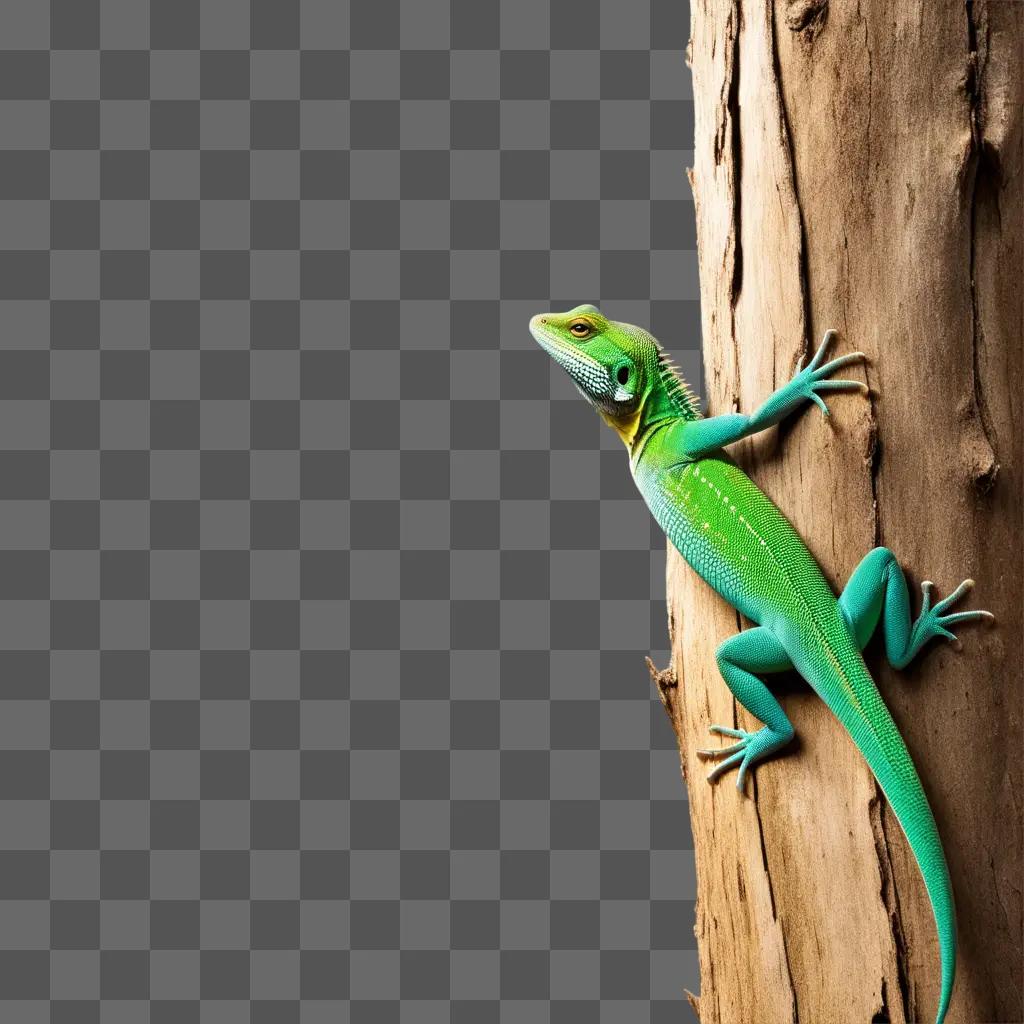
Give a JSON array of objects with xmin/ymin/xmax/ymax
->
[
  {"xmin": 685, "ymin": 987, "xmax": 701, "ymax": 1020},
  {"xmin": 662, "ymin": 2, "xmax": 1022, "ymax": 1021}
]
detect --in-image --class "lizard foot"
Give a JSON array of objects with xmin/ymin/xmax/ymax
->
[
  {"xmin": 912, "ymin": 578, "xmax": 995, "ymax": 651},
  {"xmin": 792, "ymin": 329, "xmax": 868, "ymax": 418},
  {"xmin": 696, "ymin": 723, "xmax": 794, "ymax": 795}
]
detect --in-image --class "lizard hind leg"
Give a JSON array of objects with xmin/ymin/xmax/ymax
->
[
  {"xmin": 838, "ymin": 546, "xmax": 994, "ymax": 669},
  {"xmin": 697, "ymin": 627, "xmax": 796, "ymax": 796}
]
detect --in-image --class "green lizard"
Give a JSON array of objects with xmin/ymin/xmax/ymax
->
[{"xmin": 529, "ymin": 304, "xmax": 993, "ymax": 1024}]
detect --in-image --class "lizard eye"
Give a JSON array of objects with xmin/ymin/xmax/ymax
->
[
  {"xmin": 568, "ymin": 321, "xmax": 592, "ymax": 339},
  {"xmin": 616, "ymin": 364, "xmax": 630, "ymax": 385}
]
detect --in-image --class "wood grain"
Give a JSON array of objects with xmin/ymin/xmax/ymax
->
[{"xmin": 658, "ymin": 2, "xmax": 1022, "ymax": 1020}]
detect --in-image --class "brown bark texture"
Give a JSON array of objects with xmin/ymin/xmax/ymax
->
[{"xmin": 655, "ymin": 2, "xmax": 1022, "ymax": 1022}]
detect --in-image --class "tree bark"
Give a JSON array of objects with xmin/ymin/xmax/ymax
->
[{"xmin": 654, "ymin": 2, "xmax": 1022, "ymax": 1021}]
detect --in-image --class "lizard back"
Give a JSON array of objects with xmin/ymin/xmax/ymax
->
[{"xmin": 636, "ymin": 453, "xmax": 838, "ymax": 636}]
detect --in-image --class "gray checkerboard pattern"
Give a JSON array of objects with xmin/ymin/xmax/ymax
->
[{"xmin": 0, "ymin": 0, "xmax": 700, "ymax": 1019}]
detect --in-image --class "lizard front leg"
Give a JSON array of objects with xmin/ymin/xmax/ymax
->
[
  {"xmin": 673, "ymin": 330, "xmax": 867, "ymax": 460},
  {"xmin": 838, "ymin": 546, "xmax": 994, "ymax": 670},
  {"xmin": 697, "ymin": 627, "xmax": 796, "ymax": 795}
]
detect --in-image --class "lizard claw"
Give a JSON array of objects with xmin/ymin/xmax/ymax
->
[
  {"xmin": 708, "ymin": 724, "xmax": 745, "ymax": 738},
  {"xmin": 805, "ymin": 329, "xmax": 839, "ymax": 372},
  {"xmin": 696, "ymin": 740, "xmax": 746, "ymax": 760}
]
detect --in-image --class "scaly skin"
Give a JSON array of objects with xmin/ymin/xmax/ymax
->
[{"xmin": 529, "ymin": 304, "xmax": 994, "ymax": 1024}]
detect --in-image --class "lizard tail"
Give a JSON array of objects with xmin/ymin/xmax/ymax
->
[
  {"xmin": 839, "ymin": 663, "xmax": 957, "ymax": 1024},
  {"xmin": 878, "ymin": 760, "xmax": 956, "ymax": 1024}
]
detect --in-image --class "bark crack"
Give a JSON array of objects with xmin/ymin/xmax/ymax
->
[
  {"xmin": 964, "ymin": 0, "xmax": 1000, "ymax": 493},
  {"xmin": 725, "ymin": 0, "xmax": 744, "ymax": 414},
  {"xmin": 769, "ymin": 0, "xmax": 814, "ymax": 365},
  {"xmin": 752, "ymin": 783, "xmax": 776, "ymax": 921},
  {"xmin": 728, "ymin": 4, "xmax": 744, "ymax": 311},
  {"xmin": 872, "ymin": 976, "xmax": 891, "ymax": 1023},
  {"xmin": 865, "ymin": 366, "xmax": 881, "ymax": 548},
  {"xmin": 751, "ymin": 775, "xmax": 800, "ymax": 1023},
  {"xmin": 869, "ymin": 782, "xmax": 914, "ymax": 1024}
]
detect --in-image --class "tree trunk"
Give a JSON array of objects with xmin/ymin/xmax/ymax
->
[{"xmin": 652, "ymin": 2, "xmax": 1022, "ymax": 1021}]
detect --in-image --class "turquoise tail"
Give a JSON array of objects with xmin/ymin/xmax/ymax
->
[
  {"xmin": 803, "ymin": 632, "xmax": 956, "ymax": 1024},
  {"xmin": 873, "ymin": 755, "xmax": 956, "ymax": 1024},
  {"xmin": 839, "ymin": 672, "xmax": 956, "ymax": 1024}
]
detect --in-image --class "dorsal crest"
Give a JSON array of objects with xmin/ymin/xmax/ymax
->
[{"xmin": 656, "ymin": 349, "xmax": 702, "ymax": 420}]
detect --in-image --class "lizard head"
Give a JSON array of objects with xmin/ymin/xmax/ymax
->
[{"xmin": 529, "ymin": 304, "xmax": 699, "ymax": 445}]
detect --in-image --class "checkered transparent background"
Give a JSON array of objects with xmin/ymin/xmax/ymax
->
[{"xmin": 0, "ymin": 0, "xmax": 700, "ymax": 1019}]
